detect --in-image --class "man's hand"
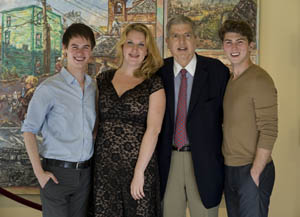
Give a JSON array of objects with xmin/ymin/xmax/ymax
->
[
  {"xmin": 36, "ymin": 170, "xmax": 58, "ymax": 188},
  {"xmin": 250, "ymin": 168, "xmax": 260, "ymax": 186},
  {"xmin": 250, "ymin": 148, "xmax": 273, "ymax": 187}
]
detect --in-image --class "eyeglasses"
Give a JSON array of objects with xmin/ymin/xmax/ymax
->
[{"xmin": 169, "ymin": 32, "xmax": 195, "ymax": 41}]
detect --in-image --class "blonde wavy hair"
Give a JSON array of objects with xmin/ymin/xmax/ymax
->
[{"xmin": 116, "ymin": 23, "xmax": 163, "ymax": 79}]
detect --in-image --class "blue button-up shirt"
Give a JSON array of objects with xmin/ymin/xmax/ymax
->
[{"xmin": 21, "ymin": 67, "xmax": 96, "ymax": 162}]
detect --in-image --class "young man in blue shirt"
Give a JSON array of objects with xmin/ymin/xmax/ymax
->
[{"xmin": 22, "ymin": 23, "xmax": 96, "ymax": 217}]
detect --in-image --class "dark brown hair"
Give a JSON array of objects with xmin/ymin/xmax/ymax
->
[
  {"xmin": 62, "ymin": 23, "xmax": 96, "ymax": 49},
  {"xmin": 218, "ymin": 19, "xmax": 254, "ymax": 43}
]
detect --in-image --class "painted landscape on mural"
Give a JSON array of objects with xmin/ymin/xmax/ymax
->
[
  {"xmin": 166, "ymin": 0, "xmax": 258, "ymax": 65},
  {"xmin": 0, "ymin": 0, "xmax": 158, "ymax": 187},
  {"xmin": 0, "ymin": 0, "xmax": 258, "ymax": 188}
]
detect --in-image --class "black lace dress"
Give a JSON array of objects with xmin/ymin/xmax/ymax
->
[{"xmin": 91, "ymin": 70, "xmax": 163, "ymax": 217}]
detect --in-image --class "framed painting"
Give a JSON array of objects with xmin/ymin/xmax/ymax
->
[{"xmin": 0, "ymin": 0, "xmax": 163, "ymax": 192}]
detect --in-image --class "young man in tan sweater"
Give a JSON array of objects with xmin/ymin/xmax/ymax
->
[{"xmin": 218, "ymin": 20, "xmax": 278, "ymax": 217}]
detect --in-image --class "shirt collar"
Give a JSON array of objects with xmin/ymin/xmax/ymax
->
[
  {"xmin": 60, "ymin": 67, "xmax": 92, "ymax": 87},
  {"xmin": 173, "ymin": 54, "xmax": 197, "ymax": 77}
]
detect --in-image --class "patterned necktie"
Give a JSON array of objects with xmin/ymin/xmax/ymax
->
[{"xmin": 174, "ymin": 69, "xmax": 188, "ymax": 150}]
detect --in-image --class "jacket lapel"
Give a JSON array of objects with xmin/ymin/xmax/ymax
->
[
  {"xmin": 164, "ymin": 62, "xmax": 175, "ymax": 126},
  {"xmin": 187, "ymin": 55, "xmax": 208, "ymax": 120}
]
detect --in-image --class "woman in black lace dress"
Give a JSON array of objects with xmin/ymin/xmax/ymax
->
[{"xmin": 91, "ymin": 23, "xmax": 165, "ymax": 217}]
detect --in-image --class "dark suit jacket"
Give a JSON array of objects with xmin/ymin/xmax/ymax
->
[{"xmin": 157, "ymin": 54, "xmax": 230, "ymax": 209}]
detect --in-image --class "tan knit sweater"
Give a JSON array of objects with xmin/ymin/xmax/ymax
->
[{"xmin": 222, "ymin": 64, "xmax": 278, "ymax": 166}]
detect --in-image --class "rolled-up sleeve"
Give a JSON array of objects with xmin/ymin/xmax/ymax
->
[{"xmin": 21, "ymin": 84, "xmax": 52, "ymax": 134}]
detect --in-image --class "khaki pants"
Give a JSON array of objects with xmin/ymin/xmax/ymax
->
[{"xmin": 163, "ymin": 151, "xmax": 218, "ymax": 217}]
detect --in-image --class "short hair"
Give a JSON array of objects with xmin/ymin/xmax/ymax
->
[
  {"xmin": 116, "ymin": 23, "xmax": 163, "ymax": 79},
  {"xmin": 166, "ymin": 15, "xmax": 196, "ymax": 38},
  {"xmin": 62, "ymin": 23, "xmax": 96, "ymax": 49},
  {"xmin": 218, "ymin": 19, "xmax": 254, "ymax": 43}
]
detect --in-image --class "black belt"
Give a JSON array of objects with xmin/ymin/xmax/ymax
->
[
  {"xmin": 172, "ymin": 145, "xmax": 191, "ymax": 152},
  {"xmin": 43, "ymin": 158, "xmax": 91, "ymax": 169}
]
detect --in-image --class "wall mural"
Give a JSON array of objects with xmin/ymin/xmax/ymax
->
[
  {"xmin": 0, "ymin": 0, "xmax": 258, "ymax": 190},
  {"xmin": 165, "ymin": 0, "xmax": 258, "ymax": 66}
]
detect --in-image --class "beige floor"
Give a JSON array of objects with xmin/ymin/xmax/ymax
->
[
  {"xmin": 0, "ymin": 194, "xmax": 228, "ymax": 217},
  {"xmin": 0, "ymin": 194, "xmax": 42, "ymax": 217}
]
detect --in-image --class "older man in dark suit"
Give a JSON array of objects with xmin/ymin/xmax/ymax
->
[{"xmin": 157, "ymin": 15, "xmax": 230, "ymax": 217}]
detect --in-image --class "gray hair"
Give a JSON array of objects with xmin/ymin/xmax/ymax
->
[{"xmin": 166, "ymin": 15, "xmax": 196, "ymax": 38}]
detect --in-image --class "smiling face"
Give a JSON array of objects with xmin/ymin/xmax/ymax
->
[
  {"xmin": 223, "ymin": 32, "xmax": 254, "ymax": 71},
  {"xmin": 166, "ymin": 23, "xmax": 197, "ymax": 67},
  {"xmin": 122, "ymin": 30, "xmax": 148, "ymax": 69},
  {"xmin": 63, "ymin": 36, "xmax": 92, "ymax": 72}
]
